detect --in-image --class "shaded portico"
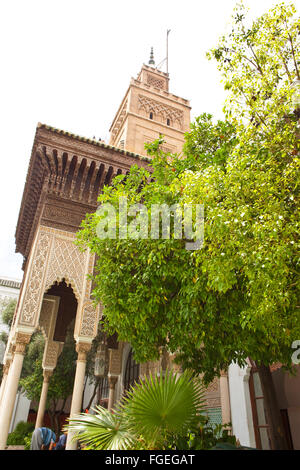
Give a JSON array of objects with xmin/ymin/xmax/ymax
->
[
  {"xmin": 0, "ymin": 123, "xmax": 148, "ymax": 449},
  {"xmin": 0, "ymin": 226, "xmax": 100, "ymax": 449}
]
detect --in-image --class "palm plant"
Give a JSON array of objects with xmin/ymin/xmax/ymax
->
[
  {"xmin": 63, "ymin": 405, "xmax": 135, "ymax": 450},
  {"xmin": 64, "ymin": 369, "xmax": 206, "ymax": 450}
]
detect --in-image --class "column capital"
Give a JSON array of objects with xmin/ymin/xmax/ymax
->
[
  {"xmin": 108, "ymin": 375, "xmax": 118, "ymax": 389},
  {"xmin": 14, "ymin": 332, "xmax": 31, "ymax": 355},
  {"xmin": 76, "ymin": 342, "xmax": 91, "ymax": 361},
  {"xmin": 3, "ymin": 358, "xmax": 12, "ymax": 371},
  {"xmin": 3, "ymin": 364, "xmax": 10, "ymax": 376},
  {"xmin": 220, "ymin": 369, "xmax": 228, "ymax": 377},
  {"xmin": 43, "ymin": 369, "xmax": 53, "ymax": 383}
]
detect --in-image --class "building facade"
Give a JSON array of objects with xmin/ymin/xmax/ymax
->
[{"xmin": 0, "ymin": 59, "xmax": 201, "ymax": 450}]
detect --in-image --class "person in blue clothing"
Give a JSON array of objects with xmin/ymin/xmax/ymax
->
[
  {"xmin": 30, "ymin": 427, "xmax": 56, "ymax": 450},
  {"xmin": 55, "ymin": 431, "xmax": 67, "ymax": 450}
]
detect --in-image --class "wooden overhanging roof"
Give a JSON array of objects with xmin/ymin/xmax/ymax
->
[{"xmin": 15, "ymin": 123, "xmax": 150, "ymax": 262}]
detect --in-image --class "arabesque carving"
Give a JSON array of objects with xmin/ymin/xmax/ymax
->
[
  {"xmin": 39, "ymin": 299, "xmax": 53, "ymax": 339},
  {"xmin": 14, "ymin": 332, "xmax": 32, "ymax": 355},
  {"xmin": 80, "ymin": 302, "xmax": 99, "ymax": 337},
  {"xmin": 43, "ymin": 341, "xmax": 62, "ymax": 369},
  {"xmin": 44, "ymin": 235, "xmax": 87, "ymax": 297},
  {"xmin": 76, "ymin": 342, "xmax": 92, "ymax": 361},
  {"xmin": 17, "ymin": 226, "xmax": 90, "ymax": 330},
  {"xmin": 20, "ymin": 231, "xmax": 51, "ymax": 325},
  {"xmin": 138, "ymin": 94, "xmax": 183, "ymax": 128},
  {"xmin": 147, "ymin": 74, "xmax": 165, "ymax": 89}
]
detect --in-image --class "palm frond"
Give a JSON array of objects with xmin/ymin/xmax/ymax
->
[
  {"xmin": 120, "ymin": 369, "xmax": 206, "ymax": 446},
  {"xmin": 64, "ymin": 405, "xmax": 136, "ymax": 450},
  {"xmin": 65, "ymin": 371, "xmax": 206, "ymax": 450}
]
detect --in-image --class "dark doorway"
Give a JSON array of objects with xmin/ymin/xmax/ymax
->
[
  {"xmin": 46, "ymin": 279, "xmax": 77, "ymax": 342},
  {"xmin": 124, "ymin": 348, "xmax": 140, "ymax": 392}
]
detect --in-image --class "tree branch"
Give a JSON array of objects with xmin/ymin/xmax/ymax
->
[{"xmin": 285, "ymin": 20, "xmax": 300, "ymax": 80}]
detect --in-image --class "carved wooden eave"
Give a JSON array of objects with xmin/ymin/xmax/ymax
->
[{"xmin": 15, "ymin": 123, "xmax": 150, "ymax": 268}]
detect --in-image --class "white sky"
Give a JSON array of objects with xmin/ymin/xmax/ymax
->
[{"xmin": 0, "ymin": 0, "xmax": 298, "ymax": 281}]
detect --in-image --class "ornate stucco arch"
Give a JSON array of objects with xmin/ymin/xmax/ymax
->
[
  {"xmin": 44, "ymin": 276, "xmax": 80, "ymax": 302},
  {"xmin": 8, "ymin": 225, "xmax": 99, "ymax": 345}
]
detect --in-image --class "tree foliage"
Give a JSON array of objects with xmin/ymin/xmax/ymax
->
[
  {"xmin": 1, "ymin": 298, "xmax": 16, "ymax": 328},
  {"xmin": 76, "ymin": 3, "xmax": 299, "ymax": 384},
  {"xmin": 0, "ymin": 298, "xmax": 17, "ymax": 381},
  {"xmin": 19, "ymin": 325, "xmax": 104, "ymax": 430},
  {"xmin": 208, "ymin": 2, "xmax": 300, "ymax": 130},
  {"xmin": 20, "ymin": 328, "xmax": 77, "ymax": 409},
  {"xmin": 76, "ymin": 117, "xmax": 246, "ymax": 383}
]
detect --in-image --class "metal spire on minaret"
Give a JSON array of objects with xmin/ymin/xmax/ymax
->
[{"xmin": 148, "ymin": 47, "xmax": 155, "ymax": 66}]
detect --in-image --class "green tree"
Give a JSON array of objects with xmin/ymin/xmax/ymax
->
[
  {"xmin": 0, "ymin": 298, "xmax": 17, "ymax": 382},
  {"xmin": 76, "ymin": 121, "xmax": 243, "ymax": 381},
  {"xmin": 19, "ymin": 326, "xmax": 104, "ymax": 434},
  {"xmin": 203, "ymin": 1, "xmax": 300, "ymax": 449},
  {"xmin": 183, "ymin": 113, "xmax": 236, "ymax": 170},
  {"xmin": 19, "ymin": 328, "xmax": 77, "ymax": 436},
  {"xmin": 1, "ymin": 298, "xmax": 102, "ymax": 435},
  {"xmin": 76, "ymin": 2, "xmax": 299, "ymax": 450},
  {"xmin": 1, "ymin": 297, "xmax": 16, "ymax": 328},
  {"xmin": 0, "ymin": 300, "xmax": 104, "ymax": 439},
  {"xmin": 208, "ymin": 2, "xmax": 300, "ymax": 132}
]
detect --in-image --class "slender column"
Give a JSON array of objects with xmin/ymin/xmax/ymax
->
[
  {"xmin": 35, "ymin": 370, "xmax": 53, "ymax": 429},
  {"xmin": 220, "ymin": 370, "xmax": 231, "ymax": 426},
  {"xmin": 106, "ymin": 345, "xmax": 122, "ymax": 409},
  {"xmin": 0, "ymin": 333, "xmax": 31, "ymax": 450},
  {"xmin": 107, "ymin": 376, "xmax": 118, "ymax": 411},
  {"xmin": 66, "ymin": 342, "xmax": 91, "ymax": 450},
  {"xmin": 0, "ymin": 362, "xmax": 10, "ymax": 408}
]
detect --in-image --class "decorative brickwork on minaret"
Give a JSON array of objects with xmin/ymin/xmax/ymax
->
[{"xmin": 109, "ymin": 64, "xmax": 191, "ymax": 156}]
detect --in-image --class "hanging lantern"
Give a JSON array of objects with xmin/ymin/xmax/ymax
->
[{"xmin": 94, "ymin": 347, "xmax": 108, "ymax": 377}]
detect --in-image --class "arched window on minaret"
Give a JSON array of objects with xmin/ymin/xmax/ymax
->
[{"xmin": 149, "ymin": 112, "xmax": 153, "ymax": 120}]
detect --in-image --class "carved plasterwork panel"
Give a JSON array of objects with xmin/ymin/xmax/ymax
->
[
  {"xmin": 80, "ymin": 302, "xmax": 99, "ymax": 337},
  {"xmin": 19, "ymin": 230, "xmax": 51, "ymax": 325},
  {"xmin": 205, "ymin": 398, "xmax": 222, "ymax": 408},
  {"xmin": 204, "ymin": 377, "xmax": 221, "ymax": 408},
  {"xmin": 138, "ymin": 94, "xmax": 183, "ymax": 128},
  {"xmin": 42, "ymin": 205, "xmax": 85, "ymax": 230},
  {"xmin": 78, "ymin": 254, "xmax": 100, "ymax": 338},
  {"xmin": 18, "ymin": 226, "xmax": 88, "ymax": 329},
  {"xmin": 206, "ymin": 377, "xmax": 219, "ymax": 394},
  {"xmin": 39, "ymin": 299, "xmax": 53, "ymax": 339},
  {"xmin": 44, "ymin": 234, "xmax": 86, "ymax": 298},
  {"xmin": 16, "ymin": 225, "xmax": 101, "ymax": 345},
  {"xmin": 43, "ymin": 340, "xmax": 62, "ymax": 369},
  {"xmin": 147, "ymin": 74, "xmax": 165, "ymax": 90}
]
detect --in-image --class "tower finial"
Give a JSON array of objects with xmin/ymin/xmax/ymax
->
[{"xmin": 148, "ymin": 47, "xmax": 155, "ymax": 66}]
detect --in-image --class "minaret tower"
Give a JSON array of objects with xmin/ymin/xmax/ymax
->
[{"xmin": 109, "ymin": 48, "xmax": 191, "ymax": 156}]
